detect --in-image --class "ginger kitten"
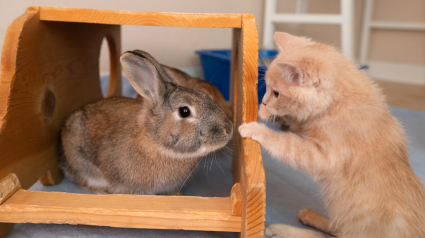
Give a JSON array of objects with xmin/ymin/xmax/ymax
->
[{"xmin": 239, "ymin": 32, "xmax": 425, "ymax": 238}]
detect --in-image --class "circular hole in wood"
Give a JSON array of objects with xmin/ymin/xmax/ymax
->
[
  {"xmin": 42, "ymin": 89, "xmax": 56, "ymax": 118},
  {"xmin": 99, "ymin": 37, "xmax": 111, "ymax": 98}
]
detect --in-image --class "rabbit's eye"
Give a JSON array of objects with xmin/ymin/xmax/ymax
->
[
  {"xmin": 273, "ymin": 90, "xmax": 279, "ymax": 97},
  {"xmin": 178, "ymin": 107, "xmax": 191, "ymax": 118}
]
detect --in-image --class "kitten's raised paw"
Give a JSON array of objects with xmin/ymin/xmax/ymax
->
[{"xmin": 238, "ymin": 122, "xmax": 268, "ymax": 142}]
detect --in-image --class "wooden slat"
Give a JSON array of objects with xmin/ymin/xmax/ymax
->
[
  {"xmin": 0, "ymin": 189, "xmax": 241, "ymax": 232},
  {"xmin": 237, "ymin": 14, "xmax": 266, "ymax": 238},
  {"xmin": 39, "ymin": 6, "xmax": 242, "ymax": 28}
]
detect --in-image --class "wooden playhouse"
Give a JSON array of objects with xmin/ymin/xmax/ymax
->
[{"xmin": 0, "ymin": 7, "xmax": 265, "ymax": 238}]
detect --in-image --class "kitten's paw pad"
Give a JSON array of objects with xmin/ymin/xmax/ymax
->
[
  {"xmin": 265, "ymin": 223, "xmax": 327, "ymax": 238},
  {"xmin": 266, "ymin": 224, "xmax": 301, "ymax": 238},
  {"xmin": 238, "ymin": 122, "xmax": 267, "ymax": 141},
  {"xmin": 265, "ymin": 224, "xmax": 285, "ymax": 238}
]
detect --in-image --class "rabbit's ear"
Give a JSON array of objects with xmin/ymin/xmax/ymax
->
[
  {"xmin": 162, "ymin": 66, "xmax": 180, "ymax": 84},
  {"xmin": 120, "ymin": 52, "xmax": 167, "ymax": 105},
  {"xmin": 161, "ymin": 65, "xmax": 190, "ymax": 85}
]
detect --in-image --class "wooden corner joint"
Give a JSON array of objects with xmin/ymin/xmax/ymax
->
[
  {"xmin": 0, "ymin": 173, "xmax": 22, "ymax": 205},
  {"xmin": 231, "ymin": 182, "xmax": 242, "ymax": 216}
]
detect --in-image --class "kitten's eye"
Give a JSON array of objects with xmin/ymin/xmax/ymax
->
[
  {"xmin": 273, "ymin": 90, "xmax": 279, "ymax": 97},
  {"xmin": 178, "ymin": 106, "xmax": 191, "ymax": 118}
]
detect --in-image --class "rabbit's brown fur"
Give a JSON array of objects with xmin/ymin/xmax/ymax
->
[
  {"xmin": 137, "ymin": 65, "xmax": 232, "ymax": 119},
  {"xmin": 239, "ymin": 33, "xmax": 425, "ymax": 238},
  {"xmin": 60, "ymin": 50, "xmax": 233, "ymax": 195}
]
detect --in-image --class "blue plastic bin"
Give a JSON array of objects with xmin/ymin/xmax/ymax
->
[{"xmin": 195, "ymin": 49, "xmax": 278, "ymax": 103}]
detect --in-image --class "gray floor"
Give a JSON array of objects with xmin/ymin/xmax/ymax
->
[{"xmin": 7, "ymin": 76, "xmax": 425, "ymax": 237}]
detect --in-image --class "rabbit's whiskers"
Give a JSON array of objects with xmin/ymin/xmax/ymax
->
[{"xmin": 179, "ymin": 158, "xmax": 202, "ymax": 193}]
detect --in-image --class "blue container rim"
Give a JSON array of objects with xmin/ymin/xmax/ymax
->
[{"xmin": 195, "ymin": 49, "xmax": 231, "ymax": 62}]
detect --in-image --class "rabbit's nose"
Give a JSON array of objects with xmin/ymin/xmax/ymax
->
[
  {"xmin": 224, "ymin": 125, "xmax": 233, "ymax": 136},
  {"xmin": 223, "ymin": 121, "xmax": 233, "ymax": 137}
]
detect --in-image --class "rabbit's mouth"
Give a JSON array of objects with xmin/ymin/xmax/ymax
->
[
  {"xmin": 160, "ymin": 142, "xmax": 229, "ymax": 160},
  {"xmin": 160, "ymin": 146, "xmax": 207, "ymax": 159}
]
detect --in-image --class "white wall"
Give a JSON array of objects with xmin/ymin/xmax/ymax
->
[{"xmin": 3, "ymin": 1, "xmax": 424, "ymax": 84}]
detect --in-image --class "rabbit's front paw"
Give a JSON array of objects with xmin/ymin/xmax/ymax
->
[{"xmin": 238, "ymin": 122, "xmax": 269, "ymax": 143}]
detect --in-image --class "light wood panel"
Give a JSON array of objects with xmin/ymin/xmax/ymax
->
[
  {"xmin": 39, "ymin": 6, "xmax": 242, "ymax": 28},
  {"xmin": 0, "ymin": 6, "xmax": 122, "ymax": 190},
  {"xmin": 0, "ymin": 189, "xmax": 241, "ymax": 232}
]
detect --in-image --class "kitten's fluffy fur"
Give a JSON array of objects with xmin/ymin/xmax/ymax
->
[{"xmin": 239, "ymin": 32, "xmax": 425, "ymax": 238}]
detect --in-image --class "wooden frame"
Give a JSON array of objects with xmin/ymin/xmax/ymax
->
[{"xmin": 0, "ymin": 7, "xmax": 265, "ymax": 237}]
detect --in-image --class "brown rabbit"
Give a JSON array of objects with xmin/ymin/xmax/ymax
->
[
  {"xmin": 59, "ymin": 50, "xmax": 233, "ymax": 195},
  {"xmin": 137, "ymin": 65, "xmax": 232, "ymax": 119}
]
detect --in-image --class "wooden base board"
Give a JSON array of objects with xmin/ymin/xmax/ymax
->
[{"xmin": 0, "ymin": 189, "xmax": 241, "ymax": 232}]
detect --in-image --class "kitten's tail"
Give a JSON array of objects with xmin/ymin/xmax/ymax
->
[
  {"xmin": 265, "ymin": 224, "xmax": 328, "ymax": 238},
  {"xmin": 298, "ymin": 209, "xmax": 336, "ymax": 235}
]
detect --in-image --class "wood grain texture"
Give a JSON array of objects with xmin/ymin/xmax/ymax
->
[
  {"xmin": 39, "ymin": 6, "xmax": 242, "ymax": 28},
  {"xmin": 0, "ymin": 189, "xmax": 241, "ymax": 232},
  {"xmin": 0, "ymin": 6, "xmax": 122, "ymax": 189},
  {"xmin": 237, "ymin": 15, "xmax": 266, "ymax": 238},
  {"xmin": 0, "ymin": 174, "xmax": 21, "ymax": 205},
  {"xmin": 231, "ymin": 183, "xmax": 242, "ymax": 216}
]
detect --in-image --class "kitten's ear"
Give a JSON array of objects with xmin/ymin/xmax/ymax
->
[
  {"xmin": 274, "ymin": 32, "xmax": 309, "ymax": 52},
  {"xmin": 276, "ymin": 62, "xmax": 304, "ymax": 86}
]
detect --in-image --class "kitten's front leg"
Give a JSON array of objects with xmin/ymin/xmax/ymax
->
[
  {"xmin": 239, "ymin": 122, "xmax": 282, "ymax": 159},
  {"xmin": 239, "ymin": 123, "xmax": 326, "ymax": 174}
]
